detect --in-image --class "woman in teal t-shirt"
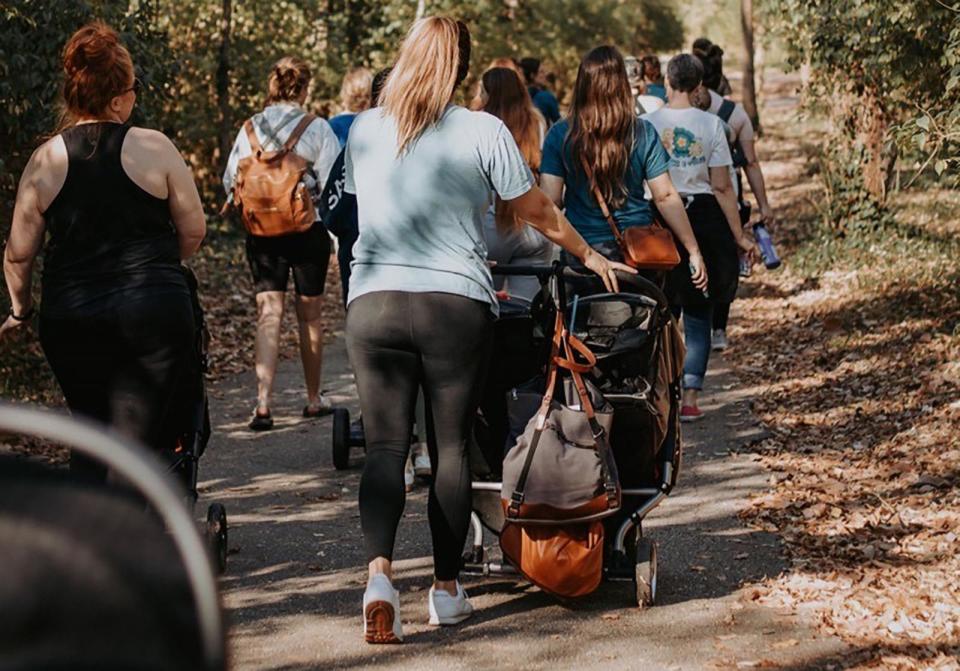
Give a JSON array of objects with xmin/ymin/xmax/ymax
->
[{"xmin": 540, "ymin": 45, "xmax": 706, "ymax": 285}]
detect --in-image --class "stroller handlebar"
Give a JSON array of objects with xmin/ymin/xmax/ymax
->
[
  {"xmin": 491, "ymin": 262, "xmax": 670, "ymax": 311},
  {"xmin": 0, "ymin": 403, "xmax": 225, "ymax": 671}
]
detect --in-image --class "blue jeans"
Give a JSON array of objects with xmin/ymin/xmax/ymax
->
[{"xmin": 672, "ymin": 303, "xmax": 713, "ymax": 391}]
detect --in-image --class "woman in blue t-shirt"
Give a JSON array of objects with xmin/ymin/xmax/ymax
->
[{"xmin": 540, "ymin": 45, "xmax": 707, "ymax": 287}]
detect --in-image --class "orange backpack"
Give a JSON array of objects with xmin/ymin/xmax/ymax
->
[{"xmin": 233, "ymin": 114, "xmax": 317, "ymax": 237}]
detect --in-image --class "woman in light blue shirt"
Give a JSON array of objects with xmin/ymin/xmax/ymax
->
[{"xmin": 346, "ymin": 17, "xmax": 633, "ymax": 644}]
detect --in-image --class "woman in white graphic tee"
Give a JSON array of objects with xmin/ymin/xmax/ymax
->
[{"xmin": 642, "ymin": 53, "xmax": 755, "ymax": 422}]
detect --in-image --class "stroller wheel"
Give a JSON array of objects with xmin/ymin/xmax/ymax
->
[
  {"xmin": 332, "ymin": 408, "xmax": 351, "ymax": 470},
  {"xmin": 634, "ymin": 537, "xmax": 657, "ymax": 608},
  {"xmin": 206, "ymin": 503, "xmax": 228, "ymax": 574}
]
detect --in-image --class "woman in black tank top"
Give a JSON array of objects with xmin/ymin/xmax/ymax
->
[{"xmin": 1, "ymin": 23, "xmax": 206, "ymax": 480}]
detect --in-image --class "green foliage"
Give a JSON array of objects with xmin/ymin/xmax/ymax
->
[
  {"xmin": 0, "ymin": 0, "xmax": 688, "ymax": 216},
  {"xmin": 763, "ymin": 0, "xmax": 960, "ymax": 191},
  {"xmin": 0, "ymin": 0, "xmax": 175, "ymax": 222},
  {"xmin": 810, "ymin": 140, "xmax": 893, "ymax": 237},
  {"xmin": 760, "ymin": 0, "xmax": 960, "ymax": 242}
]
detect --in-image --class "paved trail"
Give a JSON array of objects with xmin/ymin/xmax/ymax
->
[{"xmin": 199, "ymin": 334, "xmax": 848, "ymax": 670}]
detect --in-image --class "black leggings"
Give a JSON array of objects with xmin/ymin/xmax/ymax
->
[
  {"xmin": 40, "ymin": 292, "xmax": 195, "ymax": 481},
  {"xmin": 712, "ymin": 301, "xmax": 731, "ymax": 331},
  {"xmin": 346, "ymin": 291, "xmax": 492, "ymax": 580}
]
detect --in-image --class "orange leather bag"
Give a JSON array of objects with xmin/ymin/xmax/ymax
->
[
  {"xmin": 232, "ymin": 114, "xmax": 317, "ymax": 237},
  {"xmin": 582, "ymin": 158, "xmax": 681, "ymax": 271},
  {"xmin": 499, "ymin": 520, "xmax": 604, "ymax": 598}
]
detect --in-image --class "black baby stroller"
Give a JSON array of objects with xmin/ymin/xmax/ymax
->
[
  {"xmin": 0, "ymin": 403, "xmax": 227, "ymax": 671},
  {"xmin": 159, "ymin": 267, "xmax": 228, "ymax": 573},
  {"xmin": 464, "ymin": 262, "xmax": 684, "ymax": 607}
]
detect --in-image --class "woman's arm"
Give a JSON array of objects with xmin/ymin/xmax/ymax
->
[
  {"xmin": 647, "ymin": 173, "xmax": 707, "ymax": 289},
  {"xmin": 508, "ymin": 185, "xmax": 635, "ymax": 292},
  {"xmin": 710, "ymin": 166, "xmax": 752, "ymax": 255},
  {"xmin": 1, "ymin": 147, "xmax": 51, "ymax": 337},
  {"xmin": 739, "ymin": 138, "xmax": 773, "ymax": 224},
  {"xmin": 222, "ymin": 127, "xmax": 246, "ymax": 201},
  {"xmin": 539, "ymin": 173, "xmax": 564, "ymax": 207},
  {"xmin": 160, "ymin": 134, "xmax": 206, "ymax": 259}
]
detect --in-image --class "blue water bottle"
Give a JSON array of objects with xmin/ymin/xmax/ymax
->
[{"xmin": 753, "ymin": 223, "xmax": 781, "ymax": 270}]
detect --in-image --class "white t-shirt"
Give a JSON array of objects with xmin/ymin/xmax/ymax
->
[
  {"xmin": 642, "ymin": 106, "xmax": 732, "ymax": 197},
  {"xmin": 635, "ymin": 94, "xmax": 664, "ymax": 115},
  {"xmin": 708, "ymin": 89, "xmax": 754, "ymax": 144}
]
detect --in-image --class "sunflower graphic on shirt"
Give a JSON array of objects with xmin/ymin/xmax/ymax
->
[{"xmin": 660, "ymin": 126, "xmax": 705, "ymax": 166}]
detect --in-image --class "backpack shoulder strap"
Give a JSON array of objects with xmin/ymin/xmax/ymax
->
[
  {"xmin": 282, "ymin": 113, "xmax": 317, "ymax": 153},
  {"xmin": 718, "ymin": 98, "xmax": 736, "ymax": 124},
  {"xmin": 243, "ymin": 119, "xmax": 262, "ymax": 155}
]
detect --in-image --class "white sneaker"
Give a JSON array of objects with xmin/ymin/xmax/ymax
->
[
  {"xmin": 404, "ymin": 456, "xmax": 415, "ymax": 493},
  {"xmin": 363, "ymin": 574, "xmax": 403, "ymax": 644},
  {"xmin": 303, "ymin": 394, "xmax": 334, "ymax": 418},
  {"xmin": 711, "ymin": 329, "xmax": 728, "ymax": 351},
  {"xmin": 413, "ymin": 445, "xmax": 432, "ymax": 478},
  {"xmin": 428, "ymin": 581, "xmax": 474, "ymax": 626}
]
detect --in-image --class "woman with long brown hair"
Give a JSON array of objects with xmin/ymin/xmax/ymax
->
[
  {"xmin": 540, "ymin": 45, "xmax": 706, "ymax": 287},
  {"xmin": 477, "ymin": 66, "xmax": 555, "ymax": 299},
  {"xmin": 343, "ymin": 17, "xmax": 633, "ymax": 643},
  {"xmin": 1, "ymin": 22, "xmax": 206, "ymax": 479}
]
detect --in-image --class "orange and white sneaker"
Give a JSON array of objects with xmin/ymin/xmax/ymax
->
[{"xmin": 363, "ymin": 574, "xmax": 403, "ymax": 644}]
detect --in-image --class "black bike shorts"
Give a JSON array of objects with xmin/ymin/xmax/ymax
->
[{"xmin": 245, "ymin": 224, "xmax": 331, "ymax": 297}]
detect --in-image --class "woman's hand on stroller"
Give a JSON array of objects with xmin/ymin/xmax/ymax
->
[
  {"xmin": 582, "ymin": 247, "xmax": 637, "ymax": 293},
  {"xmin": 688, "ymin": 251, "xmax": 708, "ymax": 291}
]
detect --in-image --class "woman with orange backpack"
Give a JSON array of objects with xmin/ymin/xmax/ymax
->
[{"xmin": 223, "ymin": 57, "xmax": 340, "ymax": 431}]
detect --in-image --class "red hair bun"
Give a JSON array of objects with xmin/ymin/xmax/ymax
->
[{"xmin": 61, "ymin": 21, "xmax": 134, "ymax": 121}]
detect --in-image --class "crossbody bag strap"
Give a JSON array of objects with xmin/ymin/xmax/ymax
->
[
  {"xmin": 717, "ymin": 98, "xmax": 736, "ymax": 124},
  {"xmin": 508, "ymin": 310, "xmax": 564, "ymax": 517},
  {"xmin": 580, "ymin": 157, "xmax": 624, "ymax": 245}
]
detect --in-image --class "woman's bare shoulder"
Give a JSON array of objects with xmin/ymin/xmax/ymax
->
[
  {"xmin": 26, "ymin": 134, "xmax": 68, "ymax": 175},
  {"xmin": 21, "ymin": 135, "xmax": 68, "ymax": 208},
  {"xmin": 126, "ymin": 126, "xmax": 179, "ymax": 155}
]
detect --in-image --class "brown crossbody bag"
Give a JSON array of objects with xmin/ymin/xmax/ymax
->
[{"xmin": 581, "ymin": 158, "xmax": 681, "ymax": 271}]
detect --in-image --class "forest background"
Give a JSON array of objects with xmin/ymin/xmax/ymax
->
[
  {"xmin": 1, "ymin": 0, "xmax": 957, "ymax": 222},
  {"xmin": 2, "ymin": 2, "xmax": 960, "ymax": 667}
]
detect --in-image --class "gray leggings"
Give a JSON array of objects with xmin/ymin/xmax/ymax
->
[{"xmin": 346, "ymin": 291, "xmax": 492, "ymax": 580}]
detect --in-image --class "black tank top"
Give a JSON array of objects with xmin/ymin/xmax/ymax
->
[{"xmin": 41, "ymin": 122, "xmax": 187, "ymax": 318}]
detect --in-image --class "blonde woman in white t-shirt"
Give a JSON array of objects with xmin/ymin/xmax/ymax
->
[{"xmin": 642, "ymin": 53, "xmax": 754, "ymax": 422}]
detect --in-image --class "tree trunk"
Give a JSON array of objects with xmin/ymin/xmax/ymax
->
[
  {"xmin": 216, "ymin": 0, "xmax": 232, "ymax": 169},
  {"xmin": 755, "ymin": 23, "xmax": 766, "ymax": 109},
  {"xmin": 415, "ymin": 0, "xmax": 426, "ymax": 20},
  {"xmin": 740, "ymin": 0, "xmax": 760, "ymax": 133}
]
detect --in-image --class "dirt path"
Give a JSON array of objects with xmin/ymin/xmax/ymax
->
[
  {"xmin": 198, "ymin": 336, "xmax": 848, "ymax": 670},
  {"xmin": 192, "ymin": 71, "xmax": 856, "ymax": 670}
]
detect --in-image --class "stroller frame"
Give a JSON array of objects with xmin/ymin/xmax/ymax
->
[
  {"xmin": 164, "ymin": 267, "xmax": 228, "ymax": 574},
  {"xmin": 0, "ymin": 403, "xmax": 226, "ymax": 670},
  {"xmin": 462, "ymin": 263, "xmax": 683, "ymax": 607}
]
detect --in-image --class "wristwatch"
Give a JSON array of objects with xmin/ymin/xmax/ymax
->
[{"xmin": 9, "ymin": 306, "xmax": 35, "ymax": 321}]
